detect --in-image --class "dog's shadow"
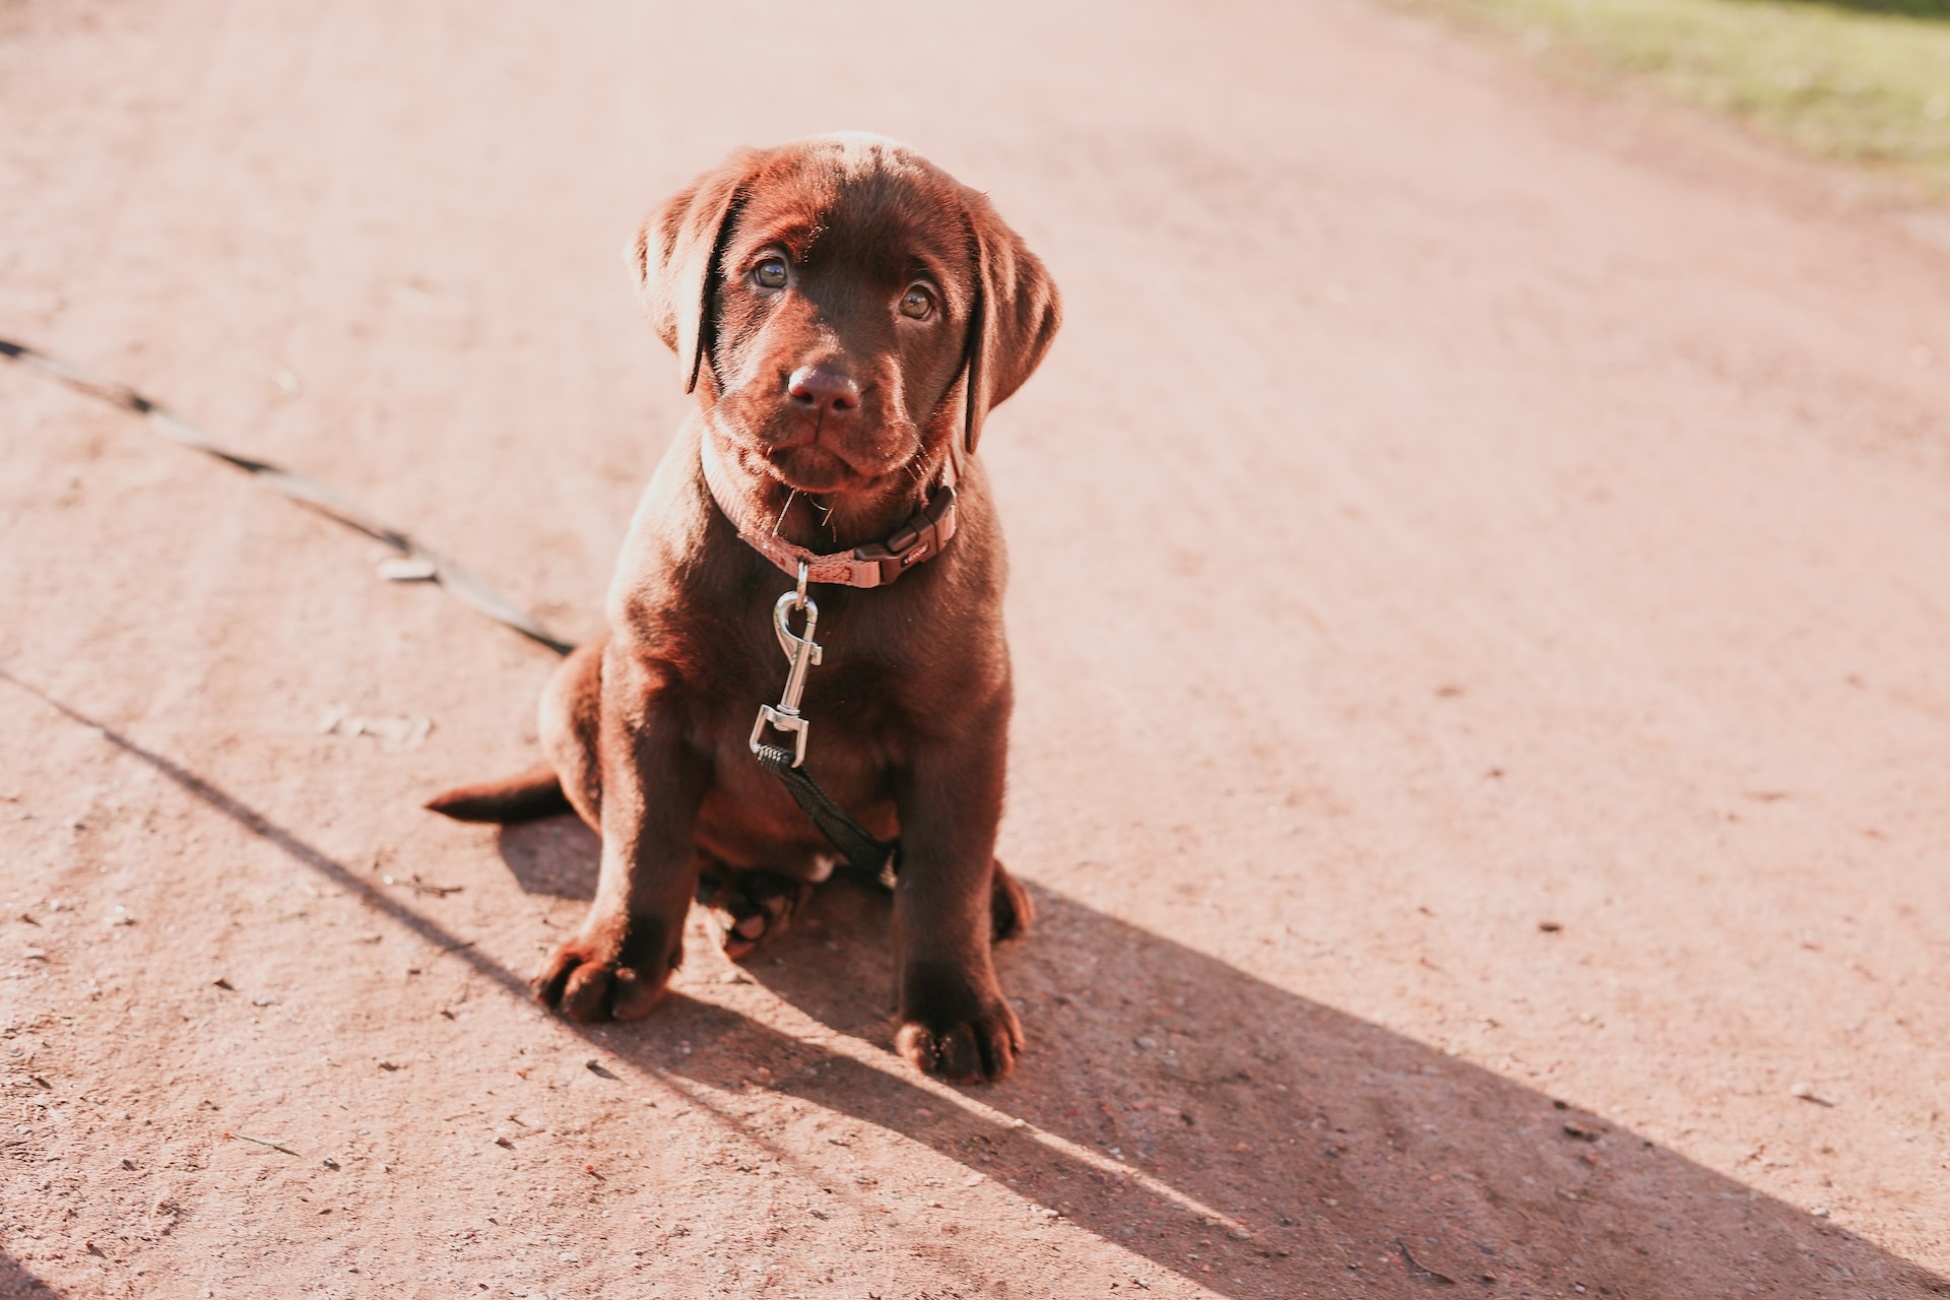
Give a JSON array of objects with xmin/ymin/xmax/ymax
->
[
  {"xmin": 498, "ymin": 816, "xmax": 602, "ymax": 900},
  {"xmin": 495, "ymin": 821, "xmax": 1939, "ymax": 1297}
]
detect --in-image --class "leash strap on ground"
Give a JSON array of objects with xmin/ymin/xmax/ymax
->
[
  {"xmin": 753, "ymin": 742, "xmax": 900, "ymax": 891},
  {"xmin": 0, "ymin": 336, "xmax": 575, "ymax": 657}
]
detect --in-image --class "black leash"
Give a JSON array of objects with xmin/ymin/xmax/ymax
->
[
  {"xmin": 746, "ymin": 571, "xmax": 902, "ymax": 890},
  {"xmin": 753, "ymin": 742, "xmax": 899, "ymax": 889},
  {"xmin": 3, "ymin": 334, "xmax": 899, "ymax": 880},
  {"xmin": 0, "ymin": 336, "xmax": 574, "ymax": 656}
]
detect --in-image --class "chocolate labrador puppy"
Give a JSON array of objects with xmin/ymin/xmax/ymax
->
[{"xmin": 427, "ymin": 135, "xmax": 1060, "ymax": 1082}]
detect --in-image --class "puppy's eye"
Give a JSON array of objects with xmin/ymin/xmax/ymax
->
[
  {"xmin": 754, "ymin": 258, "xmax": 789, "ymax": 290},
  {"xmin": 899, "ymin": 285, "xmax": 934, "ymax": 320}
]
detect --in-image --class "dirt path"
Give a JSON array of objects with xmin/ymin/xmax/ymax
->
[{"xmin": 4, "ymin": 1, "xmax": 1949, "ymax": 1296}]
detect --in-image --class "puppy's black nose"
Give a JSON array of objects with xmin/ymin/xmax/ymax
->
[{"xmin": 786, "ymin": 365, "xmax": 860, "ymax": 416}]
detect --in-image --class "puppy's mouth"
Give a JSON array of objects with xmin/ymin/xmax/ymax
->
[
  {"xmin": 762, "ymin": 441, "xmax": 872, "ymax": 494},
  {"xmin": 723, "ymin": 412, "xmax": 921, "ymax": 497}
]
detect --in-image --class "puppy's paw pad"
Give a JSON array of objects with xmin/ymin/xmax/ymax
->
[
  {"xmin": 896, "ymin": 1007, "xmax": 1022, "ymax": 1083},
  {"xmin": 533, "ymin": 935, "xmax": 670, "ymax": 1023},
  {"xmin": 701, "ymin": 871, "xmax": 811, "ymax": 961}
]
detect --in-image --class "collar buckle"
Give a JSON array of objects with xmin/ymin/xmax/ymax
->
[{"xmin": 851, "ymin": 485, "xmax": 958, "ymax": 587}]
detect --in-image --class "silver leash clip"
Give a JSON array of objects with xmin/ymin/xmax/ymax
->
[{"xmin": 749, "ymin": 563, "xmax": 821, "ymax": 767}]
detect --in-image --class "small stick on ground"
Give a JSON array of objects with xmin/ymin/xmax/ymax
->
[{"xmin": 226, "ymin": 1131, "xmax": 300, "ymax": 1157}]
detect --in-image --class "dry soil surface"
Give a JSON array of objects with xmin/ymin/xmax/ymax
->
[{"xmin": 3, "ymin": 1, "xmax": 1949, "ymax": 1297}]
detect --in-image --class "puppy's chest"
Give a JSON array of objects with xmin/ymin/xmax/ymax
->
[
  {"xmin": 746, "ymin": 649, "xmax": 913, "ymax": 744},
  {"xmin": 694, "ymin": 643, "xmax": 915, "ymax": 830},
  {"xmin": 670, "ymin": 617, "xmax": 921, "ymax": 746}
]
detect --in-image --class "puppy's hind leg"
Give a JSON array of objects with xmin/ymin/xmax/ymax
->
[
  {"xmin": 697, "ymin": 864, "xmax": 814, "ymax": 961},
  {"xmin": 421, "ymin": 639, "xmax": 606, "ymax": 829},
  {"xmin": 990, "ymin": 859, "xmax": 1034, "ymax": 943},
  {"xmin": 537, "ymin": 638, "xmax": 606, "ymax": 831}
]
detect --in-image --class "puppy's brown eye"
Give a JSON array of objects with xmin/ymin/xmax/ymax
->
[
  {"xmin": 754, "ymin": 258, "xmax": 788, "ymax": 290},
  {"xmin": 899, "ymin": 286, "xmax": 935, "ymax": 320}
]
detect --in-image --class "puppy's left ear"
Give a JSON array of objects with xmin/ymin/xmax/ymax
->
[
  {"xmin": 631, "ymin": 150, "xmax": 756, "ymax": 393},
  {"xmin": 960, "ymin": 191, "xmax": 1062, "ymax": 453}
]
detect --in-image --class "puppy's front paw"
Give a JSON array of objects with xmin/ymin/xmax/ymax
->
[
  {"xmin": 532, "ymin": 914, "xmax": 679, "ymax": 1023},
  {"xmin": 896, "ymin": 964, "xmax": 1023, "ymax": 1082}
]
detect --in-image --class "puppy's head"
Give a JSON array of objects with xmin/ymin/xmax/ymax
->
[{"xmin": 633, "ymin": 135, "xmax": 1059, "ymax": 499}]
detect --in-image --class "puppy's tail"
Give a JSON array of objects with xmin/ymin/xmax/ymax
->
[{"xmin": 424, "ymin": 763, "xmax": 570, "ymax": 824}]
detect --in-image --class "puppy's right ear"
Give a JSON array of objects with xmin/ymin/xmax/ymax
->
[
  {"xmin": 630, "ymin": 153, "xmax": 754, "ymax": 394},
  {"xmin": 958, "ymin": 190, "xmax": 1062, "ymax": 455}
]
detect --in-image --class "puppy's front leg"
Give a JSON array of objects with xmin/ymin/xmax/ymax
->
[
  {"xmin": 892, "ymin": 700, "xmax": 1023, "ymax": 1082},
  {"xmin": 534, "ymin": 645, "xmax": 705, "ymax": 1023}
]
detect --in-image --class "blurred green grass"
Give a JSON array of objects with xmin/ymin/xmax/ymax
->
[{"xmin": 1427, "ymin": 0, "xmax": 1950, "ymax": 194}]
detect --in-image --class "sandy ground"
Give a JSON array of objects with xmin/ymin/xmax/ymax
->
[{"xmin": 3, "ymin": 1, "xmax": 1949, "ymax": 1296}]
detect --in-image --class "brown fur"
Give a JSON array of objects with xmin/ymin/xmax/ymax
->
[{"xmin": 427, "ymin": 135, "xmax": 1059, "ymax": 1082}]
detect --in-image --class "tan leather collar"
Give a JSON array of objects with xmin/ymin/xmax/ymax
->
[{"xmin": 700, "ymin": 434, "xmax": 959, "ymax": 589}]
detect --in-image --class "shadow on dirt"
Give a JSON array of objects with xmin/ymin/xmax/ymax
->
[
  {"xmin": 7, "ymin": 673, "xmax": 1938, "ymax": 1299},
  {"xmin": 498, "ymin": 815, "xmax": 600, "ymax": 899},
  {"xmin": 0, "ymin": 1253, "xmax": 54, "ymax": 1299},
  {"xmin": 0, "ymin": 670, "xmax": 529, "ymax": 1003},
  {"xmin": 492, "ymin": 823, "xmax": 1949, "ymax": 1298}
]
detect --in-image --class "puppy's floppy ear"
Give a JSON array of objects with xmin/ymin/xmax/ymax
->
[
  {"xmin": 630, "ymin": 151, "xmax": 756, "ymax": 394},
  {"xmin": 960, "ymin": 191, "xmax": 1062, "ymax": 453}
]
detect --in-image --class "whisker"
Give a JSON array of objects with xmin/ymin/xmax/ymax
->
[{"xmin": 903, "ymin": 448, "xmax": 929, "ymax": 498}]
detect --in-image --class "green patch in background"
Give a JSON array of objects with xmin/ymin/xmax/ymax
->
[{"xmin": 1427, "ymin": 0, "xmax": 1950, "ymax": 195}]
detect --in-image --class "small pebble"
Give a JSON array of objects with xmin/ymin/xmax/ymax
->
[{"xmin": 1812, "ymin": 1206, "xmax": 1830, "ymax": 1218}]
